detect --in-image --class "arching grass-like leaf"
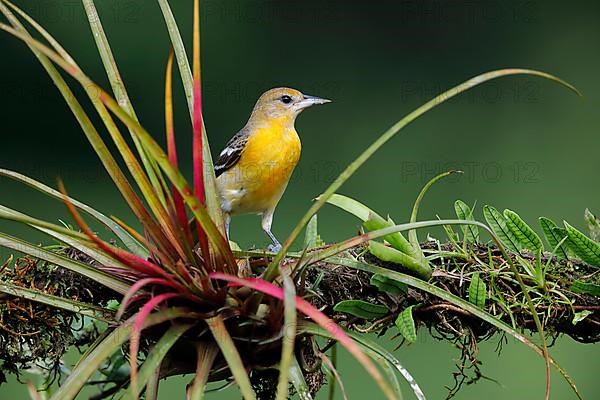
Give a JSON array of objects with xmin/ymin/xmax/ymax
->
[
  {"xmin": 395, "ymin": 305, "xmax": 418, "ymax": 343},
  {"xmin": 483, "ymin": 205, "xmax": 521, "ymax": 253},
  {"xmin": 268, "ymin": 69, "xmax": 580, "ymax": 279},
  {"xmin": 334, "ymin": 300, "xmax": 389, "ymax": 320},
  {"xmin": 504, "ymin": 209, "xmax": 544, "ymax": 252},
  {"xmin": 468, "ymin": 272, "xmax": 487, "ymax": 309},
  {"xmin": 410, "ymin": 171, "xmax": 460, "ymax": 249},
  {"xmin": 539, "ymin": 217, "xmax": 570, "ymax": 259},
  {"xmin": 454, "ymin": 200, "xmax": 479, "ymax": 243},
  {"xmin": 564, "ymin": 222, "xmax": 600, "ymax": 267}
]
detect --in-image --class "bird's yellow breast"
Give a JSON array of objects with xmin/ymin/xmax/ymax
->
[{"xmin": 218, "ymin": 118, "xmax": 301, "ymax": 215}]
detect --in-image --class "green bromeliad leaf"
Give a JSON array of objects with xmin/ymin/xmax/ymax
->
[
  {"xmin": 333, "ymin": 300, "xmax": 389, "ymax": 320},
  {"xmin": 454, "ymin": 200, "xmax": 479, "ymax": 243},
  {"xmin": 482, "ymin": 205, "xmax": 521, "ymax": 253},
  {"xmin": 504, "ymin": 209, "xmax": 544, "ymax": 252},
  {"xmin": 564, "ymin": 222, "xmax": 600, "ymax": 267},
  {"xmin": 468, "ymin": 272, "xmax": 487, "ymax": 309},
  {"xmin": 394, "ymin": 305, "xmax": 417, "ymax": 343},
  {"xmin": 370, "ymin": 273, "xmax": 407, "ymax": 295},
  {"xmin": 539, "ymin": 217, "xmax": 570, "ymax": 259}
]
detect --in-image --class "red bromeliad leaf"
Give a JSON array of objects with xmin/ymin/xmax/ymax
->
[
  {"xmin": 165, "ymin": 50, "xmax": 192, "ymax": 245},
  {"xmin": 116, "ymin": 277, "xmax": 182, "ymax": 321},
  {"xmin": 58, "ymin": 181, "xmax": 177, "ymax": 283},
  {"xmin": 129, "ymin": 292, "xmax": 181, "ymax": 398},
  {"xmin": 192, "ymin": 0, "xmax": 209, "ymax": 261},
  {"xmin": 209, "ymin": 273, "xmax": 397, "ymax": 400},
  {"xmin": 112, "ymin": 215, "xmax": 175, "ymax": 268}
]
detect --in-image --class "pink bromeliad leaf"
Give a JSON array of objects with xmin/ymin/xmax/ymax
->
[
  {"xmin": 209, "ymin": 273, "xmax": 397, "ymax": 400},
  {"xmin": 129, "ymin": 292, "xmax": 181, "ymax": 399}
]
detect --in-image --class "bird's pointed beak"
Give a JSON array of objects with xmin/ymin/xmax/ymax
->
[{"xmin": 296, "ymin": 94, "xmax": 332, "ymax": 110}]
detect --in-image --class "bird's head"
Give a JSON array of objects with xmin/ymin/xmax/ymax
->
[{"xmin": 250, "ymin": 87, "xmax": 331, "ymax": 123}]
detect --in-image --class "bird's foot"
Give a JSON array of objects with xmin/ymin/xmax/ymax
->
[{"xmin": 267, "ymin": 243, "xmax": 282, "ymax": 253}]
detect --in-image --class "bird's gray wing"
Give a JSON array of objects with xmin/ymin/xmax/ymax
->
[{"xmin": 215, "ymin": 127, "xmax": 249, "ymax": 178}]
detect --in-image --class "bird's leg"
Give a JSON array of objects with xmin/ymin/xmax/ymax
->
[
  {"xmin": 224, "ymin": 213, "xmax": 231, "ymax": 239},
  {"xmin": 261, "ymin": 209, "xmax": 282, "ymax": 253}
]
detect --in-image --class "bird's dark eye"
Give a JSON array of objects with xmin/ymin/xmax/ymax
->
[{"xmin": 280, "ymin": 95, "xmax": 292, "ymax": 104}]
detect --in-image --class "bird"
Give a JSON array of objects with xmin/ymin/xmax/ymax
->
[{"xmin": 215, "ymin": 87, "xmax": 331, "ymax": 252}]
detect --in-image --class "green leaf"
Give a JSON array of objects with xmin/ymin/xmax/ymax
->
[
  {"xmin": 0, "ymin": 282, "xmax": 114, "ymax": 322},
  {"xmin": 328, "ymin": 256, "xmax": 582, "ymax": 400},
  {"xmin": 123, "ymin": 324, "xmax": 194, "ymax": 399},
  {"xmin": 572, "ymin": 310, "xmax": 593, "ymax": 326},
  {"xmin": 207, "ymin": 315, "xmax": 256, "ymax": 400},
  {"xmin": 539, "ymin": 217, "xmax": 570, "ymax": 259},
  {"xmin": 276, "ymin": 274, "xmax": 297, "ymax": 400},
  {"xmin": 483, "ymin": 206, "xmax": 521, "ymax": 253},
  {"xmin": 333, "ymin": 300, "xmax": 389, "ymax": 320},
  {"xmin": 157, "ymin": 0, "xmax": 225, "ymax": 233},
  {"xmin": 584, "ymin": 209, "xmax": 600, "ymax": 242},
  {"xmin": 394, "ymin": 305, "xmax": 418, "ymax": 343},
  {"xmin": 289, "ymin": 357, "xmax": 313, "ymax": 400},
  {"xmin": 564, "ymin": 222, "xmax": 600, "ymax": 267},
  {"xmin": 82, "ymin": 0, "xmax": 166, "ymax": 207},
  {"xmin": 468, "ymin": 273, "xmax": 487, "ymax": 309},
  {"xmin": 569, "ymin": 280, "xmax": 600, "ymax": 296},
  {"xmin": 306, "ymin": 219, "xmax": 492, "ymax": 279},
  {"xmin": 454, "ymin": 200, "xmax": 479, "ymax": 243},
  {"xmin": 0, "ymin": 13, "xmax": 172, "ymax": 258},
  {"xmin": 268, "ymin": 68, "xmax": 580, "ymax": 279},
  {"xmin": 370, "ymin": 273, "xmax": 407, "ymax": 295},
  {"xmin": 504, "ymin": 209, "xmax": 544, "ymax": 252},
  {"xmin": 324, "ymin": 193, "xmax": 414, "ymax": 256},
  {"xmin": 300, "ymin": 322, "xmax": 426, "ymax": 400},
  {"xmin": 368, "ymin": 241, "xmax": 432, "ymax": 280},
  {"xmin": 409, "ymin": 171, "xmax": 461, "ymax": 248},
  {"xmin": 187, "ymin": 344, "xmax": 218, "ymax": 400},
  {"xmin": 50, "ymin": 308, "xmax": 193, "ymax": 400},
  {"xmin": 0, "ymin": 232, "xmax": 129, "ymax": 295},
  {"xmin": 304, "ymin": 214, "xmax": 319, "ymax": 249},
  {"xmin": 0, "ymin": 169, "xmax": 147, "ymax": 258}
]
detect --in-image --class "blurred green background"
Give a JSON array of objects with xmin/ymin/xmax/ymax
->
[{"xmin": 1, "ymin": 0, "xmax": 599, "ymax": 398}]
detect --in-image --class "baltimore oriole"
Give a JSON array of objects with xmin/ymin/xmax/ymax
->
[{"xmin": 215, "ymin": 87, "xmax": 330, "ymax": 251}]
